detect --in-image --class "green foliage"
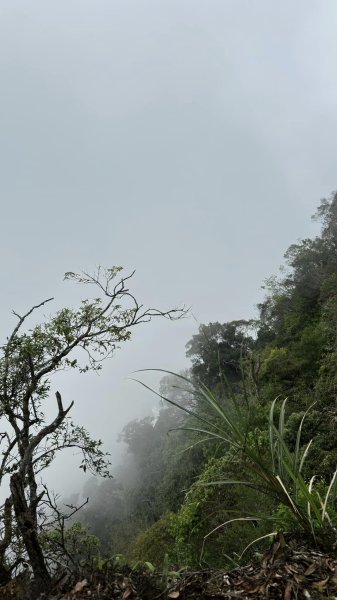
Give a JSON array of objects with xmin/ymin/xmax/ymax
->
[
  {"xmin": 0, "ymin": 266, "xmax": 185, "ymax": 588},
  {"xmin": 43, "ymin": 521, "xmax": 101, "ymax": 574},
  {"xmin": 83, "ymin": 193, "xmax": 337, "ymax": 567},
  {"xmin": 44, "ymin": 520, "xmax": 128, "ymax": 582},
  {"xmin": 273, "ymin": 478, "xmax": 337, "ymax": 534},
  {"xmin": 141, "ymin": 369, "xmax": 337, "ymax": 554},
  {"xmin": 186, "ymin": 320, "xmax": 255, "ymax": 390},
  {"xmin": 129, "ymin": 513, "xmax": 178, "ymax": 567},
  {"xmin": 173, "ymin": 454, "xmax": 270, "ymax": 567}
]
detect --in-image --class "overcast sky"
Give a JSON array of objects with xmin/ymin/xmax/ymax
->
[{"xmin": 1, "ymin": 0, "xmax": 337, "ymax": 491}]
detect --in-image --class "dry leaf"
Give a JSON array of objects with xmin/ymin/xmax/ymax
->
[
  {"xmin": 304, "ymin": 563, "xmax": 317, "ymax": 576},
  {"xmin": 168, "ymin": 592, "xmax": 180, "ymax": 599},
  {"xmin": 284, "ymin": 582, "xmax": 293, "ymax": 600},
  {"xmin": 286, "ymin": 565, "xmax": 299, "ymax": 574},
  {"xmin": 74, "ymin": 579, "xmax": 88, "ymax": 594},
  {"xmin": 313, "ymin": 576, "xmax": 329, "ymax": 591}
]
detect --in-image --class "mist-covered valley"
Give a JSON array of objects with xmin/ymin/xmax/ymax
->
[
  {"xmin": 2, "ymin": 1, "xmax": 337, "ymax": 597},
  {"xmin": 48, "ymin": 194, "xmax": 337, "ymax": 575}
]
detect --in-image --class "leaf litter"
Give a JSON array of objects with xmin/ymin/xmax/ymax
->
[{"xmin": 2, "ymin": 535, "xmax": 337, "ymax": 599}]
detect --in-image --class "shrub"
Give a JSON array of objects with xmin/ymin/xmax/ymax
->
[
  {"xmin": 129, "ymin": 513, "xmax": 178, "ymax": 567},
  {"xmin": 140, "ymin": 371, "xmax": 337, "ymax": 554}
]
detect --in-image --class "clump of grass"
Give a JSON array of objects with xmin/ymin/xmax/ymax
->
[{"xmin": 135, "ymin": 370, "xmax": 337, "ymax": 552}]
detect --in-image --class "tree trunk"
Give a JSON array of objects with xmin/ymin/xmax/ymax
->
[
  {"xmin": 10, "ymin": 473, "xmax": 51, "ymax": 593},
  {"xmin": 0, "ymin": 564, "xmax": 11, "ymax": 586}
]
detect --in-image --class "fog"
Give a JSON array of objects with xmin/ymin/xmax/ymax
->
[{"xmin": 1, "ymin": 0, "xmax": 337, "ymax": 495}]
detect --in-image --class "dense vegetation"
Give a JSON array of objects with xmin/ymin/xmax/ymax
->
[
  {"xmin": 2, "ymin": 193, "xmax": 337, "ymax": 598},
  {"xmin": 78, "ymin": 193, "xmax": 337, "ymax": 571}
]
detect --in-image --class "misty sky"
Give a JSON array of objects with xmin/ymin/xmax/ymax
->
[{"xmin": 1, "ymin": 1, "xmax": 337, "ymax": 490}]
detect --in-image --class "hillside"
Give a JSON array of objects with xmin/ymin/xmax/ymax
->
[
  {"xmin": 77, "ymin": 194, "xmax": 337, "ymax": 575},
  {"xmin": 3, "ymin": 194, "xmax": 337, "ymax": 598}
]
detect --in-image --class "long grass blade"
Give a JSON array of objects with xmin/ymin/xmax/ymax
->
[
  {"xmin": 131, "ymin": 378, "xmax": 224, "ymax": 434},
  {"xmin": 239, "ymin": 531, "xmax": 277, "ymax": 560},
  {"xmin": 294, "ymin": 403, "xmax": 316, "ymax": 478},
  {"xmin": 322, "ymin": 469, "xmax": 337, "ymax": 523},
  {"xmin": 299, "ymin": 439, "xmax": 313, "ymax": 474},
  {"xmin": 269, "ymin": 398, "xmax": 280, "ymax": 475},
  {"xmin": 175, "ymin": 436, "xmax": 219, "ymax": 455},
  {"xmin": 200, "ymin": 517, "xmax": 264, "ymax": 563},
  {"xmin": 278, "ymin": 399, "xmax": 287, "ymax": 481},
  {"xmin": 197, "ymin": 385, "xmax": 245, "ymax": 442},
  {"xmin": 199, "ymin": 480, "xmax": 258, "ymax": 489},
  {"xmin": 276, "ymin": 475, "xmax": 302, "ymax": 518},
  {"xmin": 172, "ymin": 426, "xmax": 236, "ymax": 447}
]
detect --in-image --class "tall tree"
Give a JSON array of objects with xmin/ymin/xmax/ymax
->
[
  {"xmin": 186, "ymin": 320, "xmax": 254, "ymax": 390},
  {"xmin": 0, "ymin": 267, "xmax": 185, "ymax": 593}
]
